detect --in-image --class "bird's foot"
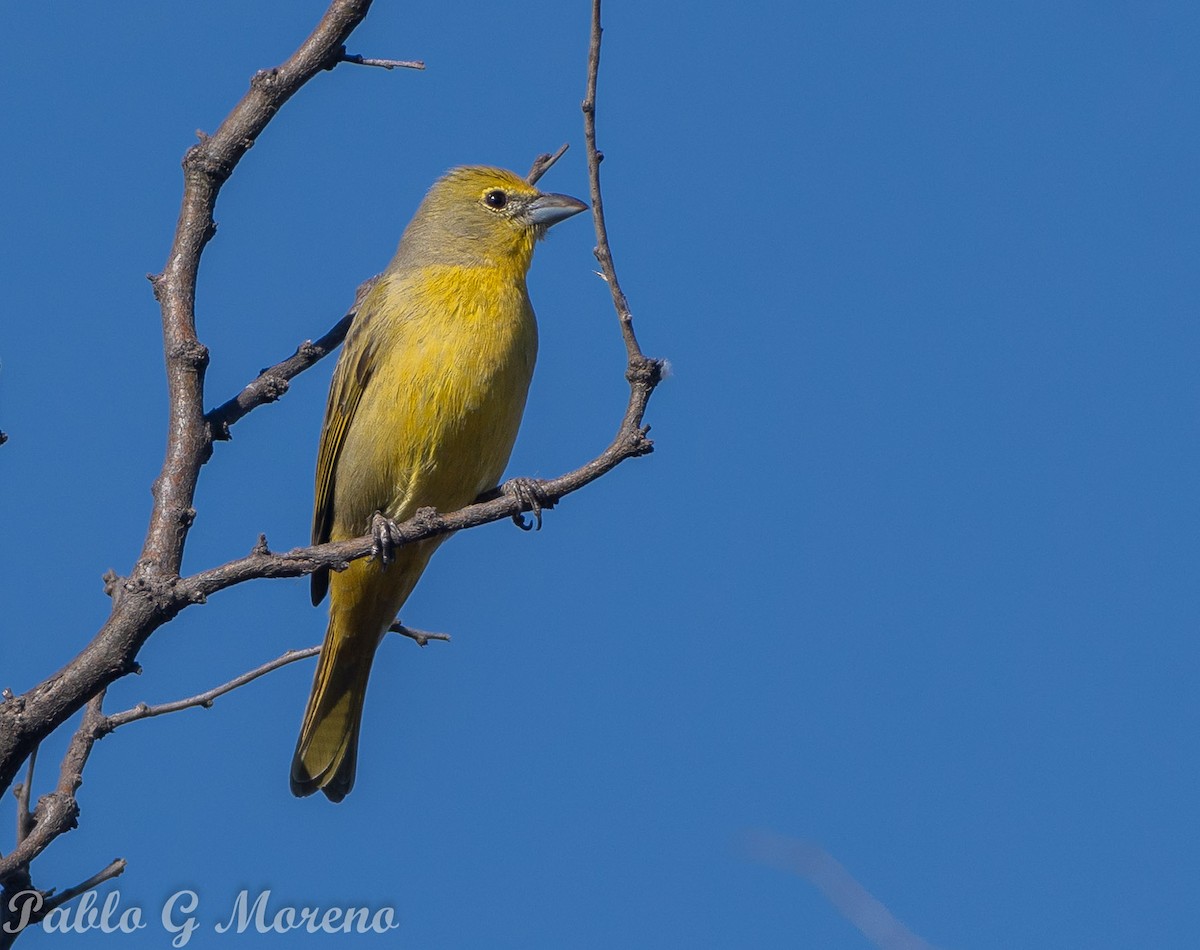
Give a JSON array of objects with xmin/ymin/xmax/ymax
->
[
  {"xmin": 500, "ymin": 477, "xmax": 553, "ymax": 531},
  {"xmin": 370, "ymin": 510, "xmax": 404, "ymax": 566}
]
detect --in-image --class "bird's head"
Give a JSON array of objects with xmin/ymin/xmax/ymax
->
[{"xmin": 392, "ymin": 166, "xmax": 588, "ymax": 274}]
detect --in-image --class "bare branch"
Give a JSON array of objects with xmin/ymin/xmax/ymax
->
[
  {"xmin": 102, "ymin": 649, "xmax": 322, "ymax": 732},
  {"xmin": 338, "ymin": 51, "xmax": 425, "ymax": 71},
  {"xmin": 206, "ymin": 275, "xmax": 379, "ymax": 439},
  {"xmin": 583, "ymin": 0, "xmax": 646, "ymax": 365},
  {"xmin": 388, "ymin": 621, "xmax": 452, "ymax": 647},
  {"xmin": 37, "ymin": 859, "xmax": 127, "ymax": 918},
  {"xmin": 97, "ymin": 623, "xmax": 449, "ymax": 735},
  {"xmin": 180, "ymin": 405, "xmax": 656, "ymax": 598},
  {"xmin": 526, "ymin": 143, "xmax": 570, "ymax": 185}
]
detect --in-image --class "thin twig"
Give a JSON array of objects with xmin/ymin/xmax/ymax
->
[
  {"xmin": 14, "ymin": 746, "xmax": 37, "ymax": 845},
  {"xmin": 38, "ymin": 858, "xmax": 127, "ymax": 917},
  {"xmin": 526, "ymin": 143, "xmax": 570, "ymax": 185},
  {"xmin": 339, "ymin": 52, "xmax": 425, "ymax": 70},
  {"xmin": 206, "ymin": 275, "xmax": 379, "ymax": 439},
  {"xmin": 101, "ymin": 620, "xmax": 447, "ymax": 732},
  {"xmin": 102, "ymin": 649, "xmax": 320, "ymax": 732},
  {"xmin": 387, "ymin": 621, "xmax": 452, "ymax": 647},
  {"xmin": 583, "ymin": 0, "xmax": 643, "ymax": 365}
]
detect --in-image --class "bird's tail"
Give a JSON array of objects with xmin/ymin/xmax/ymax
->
[
  {"xmin": 291, "ymin": 542, "xmax": 438, "ymax": 802},
  {"xmin": 290, "ymin": 614, "xmax": 381, "ymax": 803}
]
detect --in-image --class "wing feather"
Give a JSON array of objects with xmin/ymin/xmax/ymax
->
[{"xmin": 310, "ymin": 284, "xmax": 385, "ymax": 605}]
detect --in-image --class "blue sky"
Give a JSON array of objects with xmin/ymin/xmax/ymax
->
[{"xmin": 3, "ymin": 1, "xmax": 1199, "ymax": 947}]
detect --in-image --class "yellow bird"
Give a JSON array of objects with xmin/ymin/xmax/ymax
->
[{"xmin": 292, "ymin": 166, "xmax": 587, "ymax": 801}]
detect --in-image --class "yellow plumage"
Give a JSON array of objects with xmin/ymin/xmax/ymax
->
[{"xmin": 292, "ymin": 166, "xmax": 586, "ymax": 801}]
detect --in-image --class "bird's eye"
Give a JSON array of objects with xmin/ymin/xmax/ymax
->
[{"xmin": 484, "ymin": 189, "xmax": 508, "ymax": 209}]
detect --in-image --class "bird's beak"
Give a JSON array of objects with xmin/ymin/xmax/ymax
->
[{"xmin": 527, "ymin": 192, "xmax": 589, "ymax": 228}]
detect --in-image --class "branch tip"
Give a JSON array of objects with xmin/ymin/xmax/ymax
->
[
  {"xmin": 526, "ymin": 143, "xmax": 570, "ymax": 185},
  {"xmin": 387, "ymin": 621, "xmax": 451, "ymax": 647}
]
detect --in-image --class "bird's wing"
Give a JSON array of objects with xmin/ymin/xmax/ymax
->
[{"xmin": 310, "ymin": 283, "xmax": 386, "ymax": 605}]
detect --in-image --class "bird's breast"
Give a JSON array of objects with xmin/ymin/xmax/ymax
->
[{"xmin": 332, "ymin": 265, "xmax": 539, "ymax": 532}]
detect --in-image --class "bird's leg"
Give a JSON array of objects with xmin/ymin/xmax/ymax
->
[
  {"xmin": 369, "ymin": 510, "xmax": 404, "ymax": 566},
  {"xmin": 500, "ymin": 477, "xmax": 554, "ymax": 531}
]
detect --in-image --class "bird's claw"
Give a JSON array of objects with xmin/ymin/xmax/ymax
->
[
  {"xmin": 370, "ymin": 510, "xmax": 403, "ymax": 566},
  {"xmin": 500, "ymin": 477, "xmax": 552, "ymax": 531}
]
